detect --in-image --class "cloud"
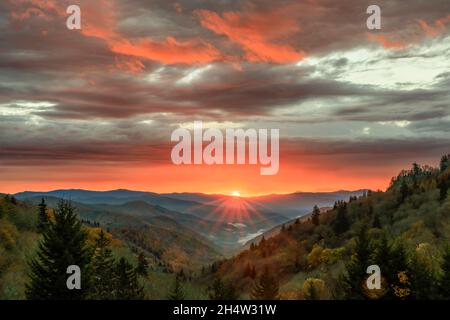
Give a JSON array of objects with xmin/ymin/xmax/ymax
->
[{"xmin": 195, "ymin": 3, "xmax": 304, "ymax": 63}]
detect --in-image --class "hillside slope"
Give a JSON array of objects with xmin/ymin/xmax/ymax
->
[{"xmin": 201, "ymin": 155, "xmax": 450, "ymax": 299}]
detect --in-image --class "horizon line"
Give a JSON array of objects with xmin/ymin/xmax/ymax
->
[{"xmin": 4, "ymin": 187, "xmax": 372, "ymax": 198}]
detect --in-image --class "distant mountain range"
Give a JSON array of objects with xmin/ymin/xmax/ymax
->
[{"xmin": 15, "ymin": 189, "xmax": 366, "ymax": 253}]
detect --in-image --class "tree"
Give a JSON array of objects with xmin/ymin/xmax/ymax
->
[
  {"xmin": 388, "ymin": 244, "xmax": 411, "ymax": 299},
  {"xmin": 90, "ymin": 230, "xmax": 115, "ymax": 299},
  {"xmin": 438, "ymin": 174, "xmax": 449, "ymax": 201},
  {"xmin": 168, "ymin": 274, "xmax": 185, "ymax": 300},
  {"xmin": 372, "ymin": 213, "xmax": 381, "ymax": 229},
  {"xmin": 399, "ymin": 179, "xmax": 409, "ymax": 203},
  {"xmin": 26, "ymin": 200, "xmax": 92, "ymax": 300},
  {"xmin": 37, "ymin": 198, "xmax": 49, "ymax": 232},
  {"xmin": 438, "ymin": 246, "xmax": 450, "ymax": 299},
  {"xmin": 208, "ymin": 277, "xmax": 239, "ymax": 300},
  {"xmin": 332, "ymin": 203, "xmax": 349, "ymax": 235},
  {"xmin": 440, "ymin": 154, "xmax": 450, "ymax": 173},
  {"xmin": 250, "ymin": 267, "xmax": 279, "ymax": 300},
  {"xmin": 412, "ymin": 163, "xmax": 421, "ymax": 189},
  {"xmin": 114, "ymin": 257, "xmax": 144, "ymax": 300},
  {"xmin": 409, "ymin": 252, "xmax": 437, "ymax": 299},
  {"xmin": 312, "ymin": 205, "xmax": 320, "ymax": 226},
  {"xmin": 303, "ymin": 278, "xmax": 326, "ymax": 300},
  {"xmin": 136, "ymin": 252, "xmax": 149, "ymax": 276},
  {"xmin": 342, "ymin": 227, "xmax": 371, "ymax": 299}
]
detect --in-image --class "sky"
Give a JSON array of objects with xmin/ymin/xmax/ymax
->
[{"xmin": 0, "ymin": 0, "xmax": 449, "ymax": 196}]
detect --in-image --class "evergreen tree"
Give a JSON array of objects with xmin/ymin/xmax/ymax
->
[
  {"xmin": 387, "ymin": 244, "xmax": 411, "ymax": 299},
  {"xmin": 250, "ymin": 267, "xmax": 279, "ymax": 300},
  {"xmin": 371, "ymin": 234, "xmax": 392, "ymax": 298},
  {"xmin": 399, "ymin": 179, "xmax": 409, "ymax": 203},
  {"xmin": 440, "ymin": 154, "xmax": 449, "ymax": 173},
  {"xmin": 37, "ymin": 198, "xmax": 49, "ymax": 232},
  {"xmin": 342, "ymin": 227, "xmax": 371, "ymax": 299},
  {"xmin": 26, "ymin": 200, "xmax": 92, "ymax": 300},
  {"xmin": 114, "ymin": 257, "xmax": 144, "ymax": 300},
  {"xmin": 332, "ymin": 203, "xmax": 349, "ymax": 235},
  {"xmin": 168, "ymin": 274, "xmax": 185, "ymax": 300},
  {"xmin": 311, "ymin": 205, "xmax": 320, "ymax": 226},
  {"xmin": 90, "ymin": 230, "xmax": 115, "ymax": 299},
  {"xmin": 208, "ymin": 277, "xmax": 239, "ymax": 300},
  {"xmin": 438, "ymin": 175, "xmax": 449, "ymax": 201},
  {"xmin": 409, "ymin": 252, "xmax": 437, "ymax": 299},
  {"xmin": 136, "ymin": 252, "xmax": 149, "ymax": 276}
]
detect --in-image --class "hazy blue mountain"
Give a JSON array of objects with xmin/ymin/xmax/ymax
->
[
  {"xmin": 16, "ymin": 189, "xmax": 366, "ymax": 252},
  {"xmin": 163, "ymin": 190, "xmax": 366, "ymax": 219}
]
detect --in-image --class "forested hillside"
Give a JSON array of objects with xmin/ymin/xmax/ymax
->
[
  {"xmin": 0, "ymin": 197, "xmax": 208, "ymax": 299},
  {"xmin": 201, "ymin": 154, "xmax": 450, "ymax": 299}
]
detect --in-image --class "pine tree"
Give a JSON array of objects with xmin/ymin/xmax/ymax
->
[
  {"xmin": 440, "ymin": 154, "xmax": 449, "ymax": 173},
  {"xmin": 114, "ymin": 257, "xmax": 144, "ymax": 300},
  {"xmin": 387, "ymin": 244, "xmax": 411, "ymax": 299},
  {"xmin": 168, "ymin": 274, "xmax": 185, "ymax": 300},
  {"xmin": 37, "ymin": 198, "xmax": 49, "ymax": 232},
  {"xmin": 399, "ymin": 179, "xmax": 409, "ymax": 203},
  {"xmin": 342, "ymin": 227, "xmax": 371, "ymax": 299},
  {"xmin": 409, "ymin": 252, "xmax": 437, "ymax": 299},
  {"xmin": 311, "ymin": 205, "xmax": 320, "ymax": 226},
  {"xmin": 438, "ymin": 174, "xmax": 449, "ymax": 201},
  {"xmin": 208, "ymin": 277, "xmax": 239, "ymax": 300},
  {"xmin": 90, "ymin": 230, "xmax": 115, "ymax": 299},
  {"xmin": 333, "ymin": 203, "xmax": 349, "ymax": 235},
  {"xmin": 136, "ymin": 252, "xmax": 148, "ymax": 276},
  {"xmin": 26, "ymin": 200, "xmax": 92, "ymax": 300},
  {"xmin": 250, "ymin": 267, "xmax": 279, "ymax": 300},
  {"xmin": 371, "ymin": 234, "xmax": 391, "ymax": 297}
]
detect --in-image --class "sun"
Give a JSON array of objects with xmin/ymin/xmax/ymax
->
[{"xmin": 231, "ymin": 190, "xmax": 241, "ymax": 197}]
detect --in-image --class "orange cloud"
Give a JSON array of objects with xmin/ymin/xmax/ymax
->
[
  {"xmin": 367, "ymin": 33, "xmax": 406, "ymax": 50},
  {"xmin": 418, "ymin": 14, "xmax": 450, "ymax": 38},
  {"xmin": 9, "ymin": 0, "xmax": 222, "ymax": 68},
  {"xmin": 195, "ymin": 4, "xmax": 304, "ymax": 64},
  {"xmin": 110, "ymin": 37, "xmax": 222, "ymax": 65}
]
